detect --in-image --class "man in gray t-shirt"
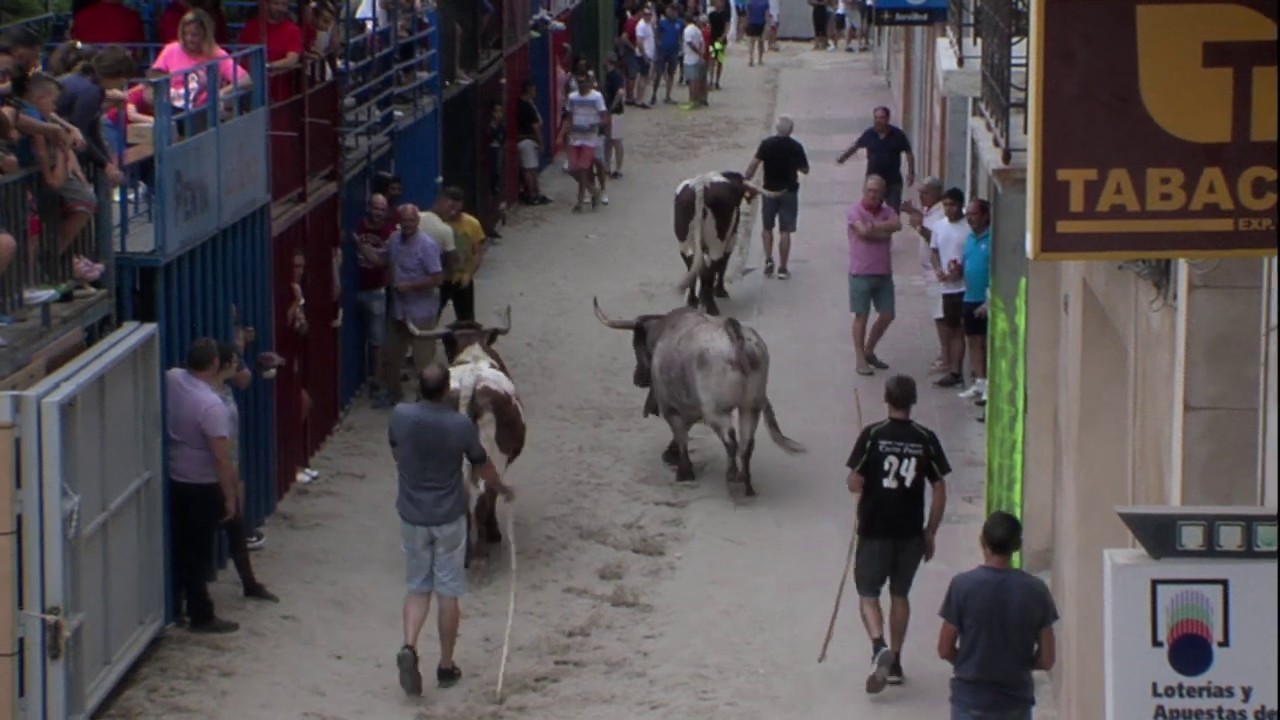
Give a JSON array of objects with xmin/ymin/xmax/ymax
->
[
  {"xmin": 387, "ymin": 365, "xmax": 513, "ymax": 698},
  {"xmin": 938, "ymin": 511, "xmax": 1058, "ymax": 720}
]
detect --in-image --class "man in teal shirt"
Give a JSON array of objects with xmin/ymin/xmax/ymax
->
[{"xmin": 958, "ymin": 199, "xmax": 991, "ymax": 407}]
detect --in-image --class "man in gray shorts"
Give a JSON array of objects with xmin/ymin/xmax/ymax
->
[
  {"xmin": 388, "ymin": 365, "xmax": 514, "ymax": 697},
  {"xmin": 745, "ymin": 115, "xmax": 809, "ymax": 280},
  {"xmin": 845, "ymin": 375, "xmax": 950, "ymax": 695}
]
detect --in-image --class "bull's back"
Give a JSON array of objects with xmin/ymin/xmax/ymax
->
[
  {"xmin": 652, "ymin": 318, "xmax": 766, "ymax": 411},
  {"xmin": 452, "ymin": 362, "xmax": 527, "ymax": 470}
]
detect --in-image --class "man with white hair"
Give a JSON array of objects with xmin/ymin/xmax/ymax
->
[
  {"xmin": 901, "ymin": 177, "xmax": 949, "ymax": 373},
  {"xmin": 745, "ymin": 115, "xmax": 810, "ymax": 279}
]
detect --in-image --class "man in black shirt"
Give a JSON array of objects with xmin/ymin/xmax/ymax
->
[
  {"xmin": 707, "ymin": 0, "xmax": 729, "ymax": 89},
  {"xmin": 845, "ymin": 374, "xmax": 949, "ymax": 695},
  {"xmin": 744, "ymin": 115, "xmax": 809, "ymax": 279},
  {"xmin": 603, "ymin": 53, "xmax": 627, "ymax": 178},
  {"xmin": 836, "ymin": 106, "xmax": 916, "ymax": 211},
  {"xmin": 514, "ymin": 80, "xmax": 550, "ymax": 205}
]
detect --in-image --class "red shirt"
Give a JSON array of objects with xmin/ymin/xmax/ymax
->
[
  {"xmin": 158, "ymin": 2, "xmax": 231, "ymax": 45},
  {"xmin": 624, "ymin": 15, "xmax": 639, "ymax": 44},
  {"xmin": 70, "ymin": 2, "xmax": 145, "ymax": 45},
  {"xmin": 238, "ymin": 16, "xmax": 304, "ymax": 102},
  {"xmin": 354, "ymin": 217, "xmax": 398, "ymax": 290},
  {"xmin": 104, "ymin": 84, "xmax": 154, "ymax": 129},
  {"xmin": 702, "ymin": 26, "xmax": 712, "ymax": 61}
]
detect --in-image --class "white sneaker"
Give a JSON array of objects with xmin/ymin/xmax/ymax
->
[
  {"xmin": 866, "ymin": 647, "xmax": 894, "ymax": 694},
  {"xmin": 601, "ymin": 194, "xmax": 610, "ymax": 206},
  {"xmin": 23, "ymin": 287, "xmax": 60, "ymax": 305},
  {"xmin": 958, "ymin": 384, "xmax": 980, "ymax": 399}
]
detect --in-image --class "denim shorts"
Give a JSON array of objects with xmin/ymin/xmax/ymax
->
[
  {"xmin": 951, "ymin": 705, "xmax": 1032, "ymax": 720},
  {"xmin": 761, "ymin": 190, "xmax": 799, "ymax": 232},
  {"xmin": 358, "ymin": 288, "xmax": 387, "ymax": 346},
  {"xmin": 401, "ymin": 515, "xmax": 467, "ymax": 597},
  {"xmin": 848, "ymin": 274, "xmax": 895, "ymax": 315}
]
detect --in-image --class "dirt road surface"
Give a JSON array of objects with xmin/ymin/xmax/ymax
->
[{"xmin": 98, "ymin": 44, "xmax": 991, "ymax": 720}]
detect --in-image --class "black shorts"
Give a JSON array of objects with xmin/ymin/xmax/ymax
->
[
  {"xmin": 812, "ymin": 5, "xmax": 828, "ymax": 35},
  {"xmin": 860, "ymin": 2, "xmax": 873, "ymax": 28},
  {"xmin": 854, "ymin": 535, "xmax": 926, "ymax": 598},
  {"xmin": 962, "ymin": 300, "xmax": 988, "ymax": 337},
  {"xmin": 834, "ymin": 14, "xmax": 847, "ymax": 30},
  {"xmin": 746, "ymin": 22, "xmax": 765, "ymax": 37},
  {"xmin": 941, "ymin": 291, "xmax": 964, "ymax": 330}
]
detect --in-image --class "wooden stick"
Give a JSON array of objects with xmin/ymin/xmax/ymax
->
[
  {"xmin": 495, "ymin": 505, "xmax": 517, "ymax": 703},
  {"xmin": 818, "ymin": 388, "xmax": 865, "ymax": 663}
]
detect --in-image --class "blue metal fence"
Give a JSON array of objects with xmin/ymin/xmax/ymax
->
[
  {"xmin": 393, "ymin": 111, "xmax": 443, "ymax": 209},
  {"xmin": 529, "ymin": 29, "xmax": 556, "ymax": 168}
]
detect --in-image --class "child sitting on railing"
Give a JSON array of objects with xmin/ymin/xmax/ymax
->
[
  {"xmin": 6, "ymin": 72, "xmax": 103, "ymax": 285},
  {"xmin": 0, "ymin": 114, "xmax": 21, "ymax": 294}
]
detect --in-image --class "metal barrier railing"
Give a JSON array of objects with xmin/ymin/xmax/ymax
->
[{"xmin": 337, "ymin": 5, "xmax": 440, "ymax": 169}]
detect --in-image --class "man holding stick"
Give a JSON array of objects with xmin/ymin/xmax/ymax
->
[{"xmin": 845, "ymin": 374, "xmax": 950, "ymax": 693}]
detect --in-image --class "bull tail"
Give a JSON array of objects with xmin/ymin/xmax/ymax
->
[
  {"xmin": 677, "ymin": 179, "xmax": 708, "ymax": 292},
  {"xmin": 726, "ymin": 205, "xmax": 749, "ymax": 284},
  {"xmin": 763, "ymin": 400, "xmax": 807, "ymax": 454},
  {"xmin": 723, "ymin": 317, "xmax": 752, "ymax": 374}
]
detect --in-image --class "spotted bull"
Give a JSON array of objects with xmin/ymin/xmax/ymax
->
[
  {"xmin": 407, "ymin": 307, "xmax": 525, "ymax": 565},
  {"xmin": 593, "ymin": 298, "xmax": 805, "ymax": 496},
  {"xmin": 674, "ymin": 171, "xmax": 780, "ymax": 316}
]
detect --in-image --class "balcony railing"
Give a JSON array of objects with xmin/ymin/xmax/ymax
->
[
  {"xmin": 978, "ymin": 0, "xmax": 1028, "ymax": 165},
  {"xmin": 948, "ymin": 0, "xmax": 982, "ymax": 68},
  {"xmin": 338, "ymin": 5, "xmax": 440, "ymax": 168}
]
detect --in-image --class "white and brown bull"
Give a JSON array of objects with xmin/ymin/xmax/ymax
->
[
  {"xmin": 409, "ymin": 307, "xmax": 525, "ymax": 565},
  {"xmin": 593, "ymin": 298, "xmax": 805, "ymax": 496},
  {"xmin": 674, "ymin": 171, "xmax": 780, "ymax": 316}
]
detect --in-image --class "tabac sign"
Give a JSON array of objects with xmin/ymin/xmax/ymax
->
[{"xmin": 1027, "ymin": 0, "xmax": 1278, "ymax": 260}]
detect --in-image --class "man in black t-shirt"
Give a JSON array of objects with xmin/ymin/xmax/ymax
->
[
  {"xmin": 845, "ymin": 374, "xmax": 950, "ymax": 695},
  {"xmin": 744, "ymin": 115, "xmax": 809, "ymax": 280},
  {"xmin": 836, "ymin": 105, "xmax": 916, "ymax": 211},
  {"xmin": 514, "ymin": 80, "xmax": 550, "ymax": 205},
  {"xmin": 603, "ymin": 53, "xmax": 627, "ymax": 178}
]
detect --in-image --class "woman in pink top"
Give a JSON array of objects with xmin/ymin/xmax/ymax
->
[{"xmin": 148, "ymin": 9, "xmax": 253, "ymax": 115}]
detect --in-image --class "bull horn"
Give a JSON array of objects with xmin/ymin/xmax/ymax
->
[
  {"xmin": 490, "ymin": 305, "xmax": 512, "ymax": 336},
  {"xmin": 742, "ymin": 180, "xmax": 782, "ymax": 199},
  {"xmin": 404, "ymin": 320, "xmax": 453, "ymax": 340},
  {"xmin": 593, "ymin": 296, "xmax": 636, "ymax": 330}
]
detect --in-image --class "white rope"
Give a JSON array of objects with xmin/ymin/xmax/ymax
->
[{"xmin": 495, "ymin": 504, "xmax": 517, "ymax": 703}]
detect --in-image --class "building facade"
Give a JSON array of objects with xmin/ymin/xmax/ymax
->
[{"xmin": 871, "ymin": 2, "xmax": 1279, "ymax": 717}]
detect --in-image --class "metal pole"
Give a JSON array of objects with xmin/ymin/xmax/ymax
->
[{"xmin": 0, "ymin": 420, "xmax": 18, "ymax": 720}]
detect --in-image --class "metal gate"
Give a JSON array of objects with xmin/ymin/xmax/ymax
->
[{"xmin": 4, "ymin": 323, "xmax": 164, "ymax": 720}]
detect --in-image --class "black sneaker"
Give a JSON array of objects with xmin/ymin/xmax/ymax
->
[
  {"xmin": 887, "ymin": 659, "xmax": 905, "ymax": 686},
  {"xmin": 397, "ymin": 646, "xmax": 423, "ymax": 696},
  {"xmin": 866, "ymin": 646, "xmax": 894, "ymax": 694},
  {"xmin": 866, "ymin": 353, "xmax": 890, "ymax": 370},
  {"xmin": 189, "ymin": 617, "xmax": 239, "ymax": 634},
  {"xmin": 763, "ymin": 257, "xmax": 776, "ymax": 277},
  {"xmin": 244, "ymin": 584, "xmax": 280, "ymax": 603},
  {"xmin": 437, "ymin": 663, "xmax": 462, "ymax": 688},
  {"xmin": 934, "ymin": 372, "xmax": 964, "ymax": 388}
]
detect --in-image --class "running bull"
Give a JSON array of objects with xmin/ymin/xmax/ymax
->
[
  {"xmin": 408, "ymin": 307, "xmax": 526, "ymax": 565},
  {"xmin": 593, "ymin": 297, "xmax": 805, "ymax": 496},
  {"xmin": 674, "ymin": 171, "xmax": 780, "ymax": 316}
]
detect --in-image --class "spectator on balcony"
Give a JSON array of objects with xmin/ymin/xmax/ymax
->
[
  {"xmin": 304, "ymin": 0, "xmax": 341, "ymax": 69},
  {"xmin": 1, "ymin": 30, "xmax": 91, "ymax": 153},
  {"xmin": 837, "ymin": 105, "xmax": 915, "ymax": 211},
  {"xmin": 9, "ymin": 72, "xmax": 102, "ymax": 284},
  {"xmin": 238, "ymin": 0, "xmax": 305, "ymax": 103},
  {"xmin": 103, "ymin": 81, "xmax": 155, "ymax": 159},
  {"xmin": 378, "ymin": 204, "xmax": 446, "ymax": 407},
  {"xmin": 159, "ymin": 0, "xmax": 232, "ymax": 46},
  {"xmin": 70, "ymin": 0, "xmax": 146, "ymax": 46},
  {"xmin": 0, "ymin": 120, "xmax": 19, "ymax": 292},
  {"xmin": 354, "ymin": 192, "xmax": 397, "ymax": 403},
  {"xmin": 49, "ymin": 43, "xmax": 129, "ymax": 189},
  {"xmin": 150, "ymin": 9, "xmax": 254, "ymax": 121},
  {"xmin": 441, "ymin": 187, "xmax": 486, "ymax": 324},
  {"xmin": 514, "ymin": 80, "xmax": 550, "ymax": 206}
]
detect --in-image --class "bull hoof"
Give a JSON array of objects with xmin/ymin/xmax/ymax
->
[
  {"xmin": 715, "ymin": 287, "xmax": 730, "ymax": 299},
  {"xmin": 485, "ymin": 526, "xmax": 503, "ymax": 544},
  {"xmin": 662, "ymin": 445, "xmax": 681, "ymax": 466},
  {"xmin": 675, "ymin": 464, "xmax": 696, "ymax": 483},
  {"xmin": 705, "ymin": 305, "xmax": 721, "ymax": 317}
]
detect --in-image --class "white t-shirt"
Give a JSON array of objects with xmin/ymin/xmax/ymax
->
[
  {"xmin": 636, "ymin": 19, "xmax": 655, "ymax": 59},
  {"xmin": 919, "ymin": 202, "xmax": 946, "ymax": 280},
  {"xmin": 566, "ymin": 90, "xmax": 608, "ymax": 147},
  {"xmin": 418, "ymin": 211, "xmax": 458, "ymax": 253},
  {"xmin": 930, "ymin": 216, "xmax": 969, "ymax": 294},
  {"xmin": 683, "ymin": 23, "xmax": 704, "ymax": 60}
]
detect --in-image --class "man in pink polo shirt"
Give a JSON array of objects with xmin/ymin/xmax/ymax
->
[{"xmin": 847, "ymin": 175, "xmax": 903, "ymax": 376}]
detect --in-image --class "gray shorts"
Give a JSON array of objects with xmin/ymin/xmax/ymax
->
[
  {"xmin": 401, "ymin": 515, "xmax": 467, "ymax": 597},
  {"xmin": 761, "ymin": 190, "xmax": 798, "ymax": 232},
  {"xmin": 854, "ymin": 535, "xmax": 926, "ymax": 598},
  {"xmin": 358, "ymin": 288, "xmax": 387, "ymax": 346},
  {"xmin": 848, "ymin": 274, "xmax": 895, "ymax": 315},
  {"xmin": 684, "ymin": 61, "xmax": 706, "ymax": 82}
]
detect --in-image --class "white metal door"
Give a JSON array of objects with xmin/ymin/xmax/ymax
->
[{"xmin": 9, "ymin": 323, "xmax": 164, "ymax": 720}]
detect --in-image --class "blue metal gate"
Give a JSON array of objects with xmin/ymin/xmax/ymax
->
[{"xmin": 394, "ymin": 109, "xmax": 443, "ymax": 211}]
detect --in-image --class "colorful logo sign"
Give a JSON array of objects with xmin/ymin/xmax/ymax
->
[
  {"xmin": 1027, "ymin": 0, "xmax": 1278, "ymax": 260},
  {"xmin": 1150, "ymin": 580, "xmax": 1230, "ymax": 678}
]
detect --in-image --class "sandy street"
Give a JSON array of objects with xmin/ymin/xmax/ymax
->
[{"xmin": 98, "ymin": 44, "xmax": 990, "ymax": 720}]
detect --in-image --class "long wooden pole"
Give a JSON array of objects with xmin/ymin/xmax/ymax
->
[{"xmin": 818, "ymin": 388, "xmax": 864, "ymax": 663}]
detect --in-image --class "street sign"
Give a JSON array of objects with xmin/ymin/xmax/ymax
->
[
  {"xmin": 1105, "ymin": 507, "xmax": 1279, "ymax": 720},
  {"xmin": 873, "ymin": 0, "xmax": 948, "ymax": 26}
]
